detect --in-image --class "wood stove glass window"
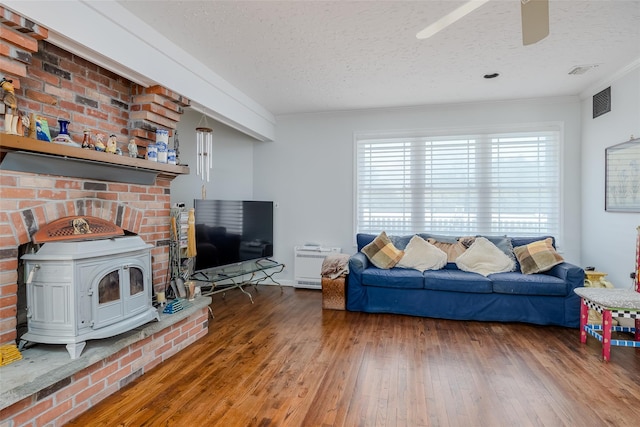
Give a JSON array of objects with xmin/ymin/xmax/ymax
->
[
  {"xmin": 129, "ymin": 267, "xmax": 144, "ymax": 295},
  {"xmin": 99, "ymin": 270, "xmax": 120, "ymax": 304}
]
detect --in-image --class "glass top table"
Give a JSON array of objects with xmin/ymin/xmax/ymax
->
[{"xmin": 189, "ymin": 258, "xmax": 285, "ymax": 303}]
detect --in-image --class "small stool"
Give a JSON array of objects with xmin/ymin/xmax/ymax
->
[
  {"xmin": 574, "ymin": 287, "xmax": 640, "ymax": 361},
  {"xmin": 322, "ymin": 276, "xmax": 346, "ymax": 310}
]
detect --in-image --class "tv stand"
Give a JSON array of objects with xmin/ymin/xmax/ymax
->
[{"xmin": 190, "ymin": 259, "xmax": 284, "ymax": 303}]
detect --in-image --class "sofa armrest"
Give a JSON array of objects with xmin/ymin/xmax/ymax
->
[
  {"xmin": 347, "ymin": 252, "xmax": 368, "ymax": 311},
  {"xmin": 546, "ymin": 262, "xmax": 585, "ymax": 290},
  {"xmin": 349, "ymin": 252, "xmax": 369, "ymax": 274}
]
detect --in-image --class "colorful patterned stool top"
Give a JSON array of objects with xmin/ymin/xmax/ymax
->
[{"xmin": 574, "ymin": 287, "xmax": 640, "ymax": 311}]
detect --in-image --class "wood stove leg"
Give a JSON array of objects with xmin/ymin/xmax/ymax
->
[{"xmin": 66, "ymin": 342, "xmax": 86, "ymax": 359}]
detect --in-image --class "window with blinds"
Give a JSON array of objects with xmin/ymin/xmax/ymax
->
[{"xmin": 355, "ymin": 127, "xmax": 561, "ymax": 238}]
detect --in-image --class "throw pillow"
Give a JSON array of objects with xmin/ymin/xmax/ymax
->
[
  {"xmin": 361, "ymin": 231, "xmax": 404, "ymax": 269},
  {"xmin": 513, "ymin": 238, "xmax": 564, "ymax": 274},
  {"xmin": 426, "ymin": 237, "xmax": 468, "ymax": 262},
  {"xmin": 397, "ymin": 235, "xmax": 447, "ymax": 272},
  {"xmin": 455, "ymin": 237, "xmax": 516, "ymax": 276}
]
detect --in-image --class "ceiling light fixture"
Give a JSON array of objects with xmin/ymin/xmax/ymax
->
[{"xmin": 416, "ymin": 0, "xmax": 490, "ymax": 40}]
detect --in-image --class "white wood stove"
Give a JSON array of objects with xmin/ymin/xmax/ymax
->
[{"xmin": 21, "ymin": 228, "xmax": 159, "ymax": 359}]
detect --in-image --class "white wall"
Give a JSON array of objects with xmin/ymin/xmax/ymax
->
[
  {"xmin": 254, "ymin": 97, "xmax": 583, "ymax": 282},
  {"xmin": 581, "ymin": 64, "xmax": 640, "ymax": 289},
  {"xmin": 171, "ymin": 109, "xmax": 256, "ymax": 209}
]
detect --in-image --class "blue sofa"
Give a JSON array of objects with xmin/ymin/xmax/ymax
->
[{"xmin": 347, "ymin": 233, "xmax": 584, "ymax": 328}]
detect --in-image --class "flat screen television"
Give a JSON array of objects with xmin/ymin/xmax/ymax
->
[{"xmin": 193, "ymin": 199, "xmax": 274, "ymax": 271}]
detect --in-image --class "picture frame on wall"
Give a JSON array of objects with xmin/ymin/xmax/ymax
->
[{"xmin": 605, "ymin": 137, "xmax": 640, "ymax": 212}]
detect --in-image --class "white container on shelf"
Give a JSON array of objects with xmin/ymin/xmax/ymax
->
[
  {"xmin": 156, "ymin": 129, "xmax": 169, "ymax": 163},
  {"xmin": 146, "ymin": 143, "xmax": 157, "ymax": 162},
  {"xmin": 155, "ymin": 129, "xmax": 169, "ymax": 143},
  {"xmin": 167, "ymin": 149, "xmax": 176, "ymax": 165}
]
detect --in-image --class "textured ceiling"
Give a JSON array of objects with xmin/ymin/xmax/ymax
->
[{"xmin": 117, "ymin": 0, "xmax": 640, "ymax": 116}]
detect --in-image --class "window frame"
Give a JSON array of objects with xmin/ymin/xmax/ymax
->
[{"xmin": 353, "ymin": 123, "xmax": 565, "ymax": 247}]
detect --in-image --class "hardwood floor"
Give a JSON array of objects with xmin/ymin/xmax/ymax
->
[{"xmin": 67, "ymin": 285, "xmax": 640, "ymax": 426}]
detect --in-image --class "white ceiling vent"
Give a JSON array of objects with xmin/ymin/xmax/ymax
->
[
  {"xmin": 568, "ymin": 64, "xmax": 599, "ymax": 75},
  {"xmin": 593, "ymin": 87, "xmax": 611, "ymax": 119}
]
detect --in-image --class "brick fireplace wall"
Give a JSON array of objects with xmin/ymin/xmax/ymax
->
[
  {"xmin": 0, "ymin": 8, "xmax": 192, "ymax": 347},
  {"xmin": 0, "ymin": 9, "xmax": 212, "ymax": 426}
]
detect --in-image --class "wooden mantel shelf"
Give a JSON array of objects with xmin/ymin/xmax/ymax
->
[{"xmin": 0, "ymin": 134, "xmax": 190, "ymax": 184}]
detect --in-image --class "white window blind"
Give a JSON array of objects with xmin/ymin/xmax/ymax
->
[{"xmin": 355, "ymin": 128, "xmax": 561, "ymax": 238}]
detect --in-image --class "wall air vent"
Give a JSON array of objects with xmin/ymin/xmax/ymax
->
[{"xmin": 593, "ymin": 87, "xmax": 611, "ymax": 119}]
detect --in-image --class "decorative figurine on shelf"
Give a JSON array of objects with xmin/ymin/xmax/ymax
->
[
  {"xmin": 95, "ymin": 133, "xmax": 106, "ymax": 152},
  {"xmin": 82, "ymin": 129, "xmax": 91, "ymax": 149},
  {"xmin": 106, "ymin": 134, "xmax": 118, "ymax": 154},
  {"xmin": 53, "ymin": 119, "xmax": 73, "ymax": 145},
  {"xmin": 128, "ymin": 138, "xmax": 138, "ymax": 158},
  {"xmin": 18, "ymin": 112, "xmax": 29, "ymax": 137},
  {"xmin": 27, "ymin": 113, "xmax": 36, "ymax": 139},
  {"xmin": 1, "ymin": 77, "xmax": 19, "ymax": 134}
]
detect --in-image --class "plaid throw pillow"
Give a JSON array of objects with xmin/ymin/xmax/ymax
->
[
  {"xmin": 362, "ymin": 231, "xmax": 404, "ymax": 269},
  {"xmin": 513, "ymin": 238, "xmax": 564, "ymax": 274}
]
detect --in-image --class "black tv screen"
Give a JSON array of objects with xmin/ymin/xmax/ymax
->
[{"xmin": 193, "ymin": 199, "xmax": 274, "ymax": 271}]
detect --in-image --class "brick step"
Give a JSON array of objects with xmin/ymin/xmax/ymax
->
[
  {"xmin": 132, "ymin": 93, "xmax": 185, "ymax": 114},
  {"xmin": 0, "ymin": 6, "xmax": 48, "ymax": 40},
  {"xmin": 133, "ymin": 84, "xmax": 191, "ymax": 107},
  {"xmin": 131, "ymin": 102, "xmax": 182, "ymax": 123}
]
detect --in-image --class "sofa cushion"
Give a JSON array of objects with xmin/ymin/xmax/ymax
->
[
  {"xmin": 389, "ymin": 234, "xmax": 413, "ymax": 250},
  {"xmin": 511, "ymin": 236, "xmax": 555, "ymax": 248},
  {"xmin": 362, "ymin": 267, "xmax": 425, "ymax": 289},
  {"xmin": 455, "ymin": 237, "xmax": 516, "ymax": 276},
  {"xmin": 513, "ymin": 238, "xmax": 564, "ymax": 274},
  {"xmin": 423, "ymin": 269, "xmax": 493, "ymax": 293},
  {"xmin": 490, "ymin": 272, "xmax": 568, "ymax": 296},
  {"xmin": 426, "ymin": 237, "xmax": 468, "ymax": 262},
  {"xmin": 478, "ymin": 235, "xmax": 515, "ymax": 260},
  {"xmin": 356, "ymin": 233, "xmax": 377, "ymax": 251},
  {"xmin": 396, "ymin": 235, "xmax": 447, "ymax": 272},
  {"xmin": 361, "ymin": 231, "xmax": 404, "ymax": 269}
]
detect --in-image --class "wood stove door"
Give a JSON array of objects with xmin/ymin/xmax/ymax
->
[{"xmin": 89, "ymin": 253, "xmax": 150, "ymax": 330}]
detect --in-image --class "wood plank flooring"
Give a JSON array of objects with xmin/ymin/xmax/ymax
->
[{"xmin": 67, "ymin": 285, "xmax": 640, "ymax": 426}]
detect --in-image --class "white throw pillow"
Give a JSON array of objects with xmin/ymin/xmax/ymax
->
[
  {"xmin": 397, "ymin": 235, "xmax": 447, "ymax": 272},
  {"xmin": 455, "ymin": 237, "xmax": 515, "ymax": 276}
]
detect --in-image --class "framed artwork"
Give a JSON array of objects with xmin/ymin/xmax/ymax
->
[{"xmin": 605, "ymin": 137, "xmax": 640, "ymax": 212}]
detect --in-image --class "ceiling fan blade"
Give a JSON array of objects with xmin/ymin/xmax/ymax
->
[
  {"xmin": 521, "ymin": 0, "xmax": 549, "ymax": 45},
  {"xmin": 416, "ymin": 0, "xmax": 490, "ymax": 40}
]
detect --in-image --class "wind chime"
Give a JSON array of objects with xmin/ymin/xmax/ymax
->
[{"xmin": 196, "ymin": 113, "xmax": 213, "ymax": 182}]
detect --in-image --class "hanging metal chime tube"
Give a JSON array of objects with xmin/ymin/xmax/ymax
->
[{"xmin": 195, "ymin": 126, "xmax": 213, "ymax": 182}]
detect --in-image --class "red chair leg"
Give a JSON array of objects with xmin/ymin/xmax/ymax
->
[
  {"xmin": 580, "ymin": 298, "xmax": 588, "ymax": 344},
  {"xmin": 602, "ymin": 309, "xmax": 613, "ymax": 361}
]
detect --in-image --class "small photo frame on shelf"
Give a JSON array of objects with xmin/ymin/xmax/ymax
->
[{"xmin": 605, "ymin": 137, "xmax": 640, "ymax": 212}]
